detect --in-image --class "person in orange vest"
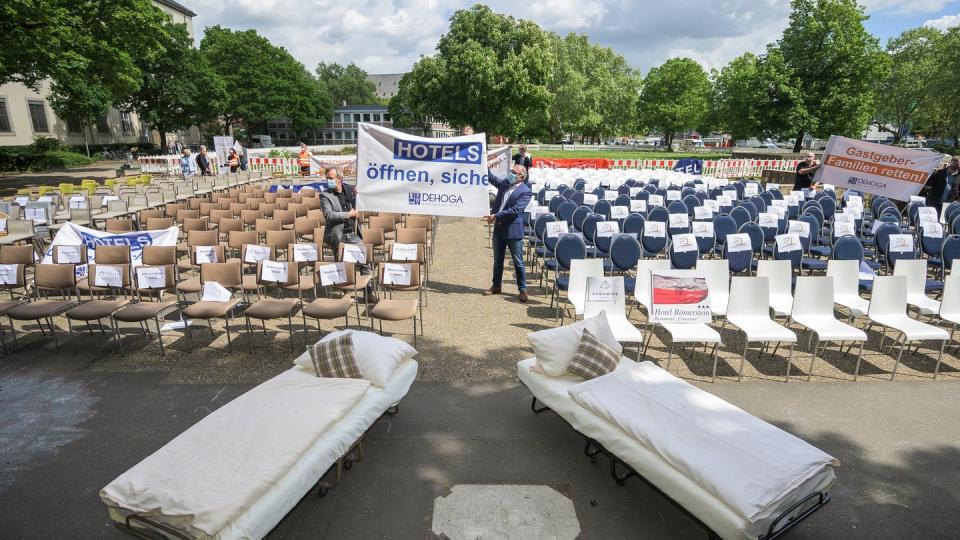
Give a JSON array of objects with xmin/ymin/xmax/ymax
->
[{"xmin": 297, "ymin": 142, "xmax": 312, "ymax": 176}]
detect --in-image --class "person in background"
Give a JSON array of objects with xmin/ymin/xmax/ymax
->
[
  {"xmin": 793, "ymin": 151, "xmax": 820, "ymax": 191},
  {"xmin": 174, "ymin": 140, "xmax": 183, "ymax": 155},
  {"xmin": 483, "ymin": 163, "xmax": 532, "ymax": 302},
  {"xmin": 180, "ymin": 148, "xmax": 196, "ymax": 178},
  {"xmin": 921, "ymin": 156, "xmax": 960, "ymax": 212},
  {"xmin": 167, "ymin": 140, "xmax": 175, "ymax": 155},
  {"xmin": 319, "ymin": 168, "xmax": 377, "ymax": 302},
  {"xmin": 227, "ymin": 148, "xmax": 240, "ymax": 173},
  {"xmin": 298, "ymin": 142, "xmax": 312, "ymax": 176},
  {"xmin": 195, "ymin": 145, "xmax": 212, "ymax": 176},
  {"xmin": 237, "ymin": 141, "xmax": 248, "ymax": 171},
  {"xmin": 513, "ymin": 144, "xmax": 532, "ymax": 180}
]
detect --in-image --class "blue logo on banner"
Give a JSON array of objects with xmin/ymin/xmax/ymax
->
[
  {"xmin": 673, "ymin": 158, "xmax": 703, "ymax": 175},
  {"xmin": 393, "ymin": 139, "xmax": 483, "ymax": 164},
  {"xmin": 408, "ymin": 193, "xmax": 421, "ymax": 205}
]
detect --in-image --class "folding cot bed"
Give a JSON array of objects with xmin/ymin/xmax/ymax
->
[
  {"xmin": 101, "ymin": 352, "xmax": 418, "ymax": 539},
  {"xmin": 518, "ymin": 357, "xmax": 837, "ymax": 540}
]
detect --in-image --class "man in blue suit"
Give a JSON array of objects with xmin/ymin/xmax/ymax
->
[{"xmin": 483, "ymin": 164, "xmax": 533, "ymax": 302}]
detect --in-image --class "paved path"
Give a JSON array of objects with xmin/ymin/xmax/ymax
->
[{"xmin": 0, "ymin": 218, "xmax": 958, "ymax": 538}]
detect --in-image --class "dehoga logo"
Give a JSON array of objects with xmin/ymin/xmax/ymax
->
[{"xmin": 410, "ymin": 192, "xmax": 464, "ymax": 206}]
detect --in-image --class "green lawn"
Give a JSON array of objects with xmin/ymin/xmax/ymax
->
[{"xmin": 532, "ymin": 149, "xmax": 731, "ymax": 160}]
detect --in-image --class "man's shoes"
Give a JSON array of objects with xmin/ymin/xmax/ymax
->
[
  {"xmin": 482, "ymin": 287, "xmax": 501, "ymax": 296},
  {"xmin": 518, "ymin": 290, "xmax": 528, "ymax": 303}
]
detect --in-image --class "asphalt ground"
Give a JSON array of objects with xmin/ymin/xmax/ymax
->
[{"xmin": 1, "ymin": 218, "xmax": 959, "ymax": 538}]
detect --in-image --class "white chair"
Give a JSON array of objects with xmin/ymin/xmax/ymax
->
[
  {"xmin": 632, "ymin": 259, "xmax": 671, "ymax": 317},
  {"xmin": 584, "ymin": 276, "xmax": 644, "ymax": 359},
  {"xmin": 826, "ymin": 260, "xmax": 869, "ymax": 320},
  {"xmin": 893, "ymin": 259, "xmax": 940, "ymax": 316},
  {"xmin": 756, "ymin": 260, "xmax": 793, "ymax": 317},
  {"xmin": 866, "ymin": 276, "xmax": 950, "ymax": 380},
  {"xmin": 724, "ymin": 277, "xmax": 798, "ymax": 381},
  {"xmin": 939, "ymin": 272, "xmax": 960, "ymax": 359},
  {"xmin": 790, "ymin": 276, "xmax": 868, "ymax": 380},
  {"xmin": 696, "ymin": 259, "xmax": 729, "ymax": 317},
  {"xmin": 562, "ymin": 259, "xmax": 604, "ymax": 324}
]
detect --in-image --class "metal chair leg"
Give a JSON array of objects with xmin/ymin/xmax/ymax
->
[
  {"xmin": 155, "ymin": 317, "xmax": 165, "ymax": 356},
  {"xmin": 934, "ymin": 339, "xmax": 946, "ymax": 379},
  {"xmin": 853, "ymin": 341, "xmax": 864, "ymax": 381},
  {"xmin": 710, "ymin": 343, "xmax": 720, "ymax": 383},
  {"xmin": 808, "ymin": 336, "xmax": 819, "ymax": 382},
  {"xmin": 738, "ymin": 341, "xmax": 748, "ymax": 382},
  {"xmin": 786, "ymin": 342, "xmax": 795, "ymax": 382},
  {"xmin": 891, "ymin": 336, "xmax": 906, "ymax": 381}
]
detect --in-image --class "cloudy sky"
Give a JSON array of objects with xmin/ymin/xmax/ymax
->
[{"xmin": 186, "ymin": 0, "xmax": 960, "ymax": 76}]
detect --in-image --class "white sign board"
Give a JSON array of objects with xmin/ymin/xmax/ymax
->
[
  {"xmin": 814, "ymin": 135, "xmax": 944, "ymax": 201},
  {"xmin": 318, "ymin": 263, "xmax": 347, "ymax": 286},
  {"xmin": 356, "ymin": 122, "xmax": 489, "ymax": 217},
  {"xmin": 649, "ymin": 270, "xmax": 711, "ymax": 323}
]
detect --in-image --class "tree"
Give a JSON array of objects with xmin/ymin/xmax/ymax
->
[
  {"xmin": 317, "ymin": 62, "xmax": 377, "ymax": 106},
  {"xmin": 915, "ymin": 26, "xmax": 960, "ymax": 148},
  {"xmin": 871, "ymin": 27, "xmax": 941, "ymax": 144},
  {"xmin": 200, "ymin": 26, "xmax": 332, "ymax": 137},
  {"xmin": 399, "ymin": 5, "xmax": 556, "ymax": 139},
  {"xmin": 778, "ymin": 0, "xmax": 888, "ymax": 151},
  {"xmin": 637, "ymin": 58, "xmax": 711, "ymax": 149},
  {"xmin": 709, "ymin": 50, "xmax": 806, "ymax": 141},
  {"xmin": 122, "ymin": 21, "xmax": 226, "ymax": 150}
]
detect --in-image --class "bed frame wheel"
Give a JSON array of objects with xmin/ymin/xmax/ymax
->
[{"xmin": 386, "ymin": 404, "xmax": 399, "ymax": 416}]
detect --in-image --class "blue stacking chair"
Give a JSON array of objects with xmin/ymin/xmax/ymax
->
[
  {"xmin": 615, "ymin": 194, "xmax": 632, "ymax": 207},
  {"xmin": 571, "ymin": 191, "xmax": 585, "ymax": 206},
  {"xmin": 573, "ymin": 180, "xmax": 586, "ymax": 192},
  {"xmin": 617, "ymin": 185, "xmax": 631, "ymax": 196},
  {"xmin": 641, "ymin": 219, "xmax": 668, "ymax": 258},
  {"xmin": 693, "ymin": 222, "xmax": 716, "ymax": 255},
  {"xmin": 730, "ymin": 206, "xmax": 751, "ymax": 229},
  {"xmin": 557, "ymin": 201, "xmax": 578, "ymax": 226},
  {"xmin": 920, "ymin": 226, "xmax": 945, "ymax": 267},
  {"xmin": 713, "ymin": 214, "xmax": 738, "ymax": 255},
  {"xmin": 723, "ymin": 242, "xmax": 753, "ymax": 274},
  {"xmin": 669, "ymin": 239, "xmax": 699, "ymax": 269},
  {"xmin": 944, "ymin": 203, "xmax": 960, "ymax": 232},
  {"xmin": 773, "ymin": 238, "xmax": 803, "ymax": 274},
  {"xmin": 548, "ymin": 234, "xmax": 587, "ymax": 309},
  {"xmin": 532, "ymin": 213, "xmax": 557, "ymax": 274},
  {"xmin": 548, "ymin": 195, "xmax": 566, "ymax": 215},
  {"xmin": 581, "ymin": 214, "xmax": 603, "ymax": 256},
  {"xmin": 611, "ymin": 234, "xmax": 642, "ymax": 292},
  {"xmin": 740, "ymin": 200, "xmax": 759, "ymax": 222},
  {"xmin": 572, "ymin": 206, "xmax": 591, "ymax": 232},
  {"xmin": 940, "ymin": 234, "xmax": 960, "ymax": 279},
  {"xmin": 874, "ymin": 221, "xmax": 902, "ymax": 271},
  {"xmin": 594, "ymin": 200, "xmax": 612, "ymax": 220},
  {"xmin": 623, "ymin": 213, "xmax": 645, "ymax": 236}
]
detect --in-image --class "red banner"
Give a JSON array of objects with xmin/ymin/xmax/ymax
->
[{"xmin": 533, "ymin": 157, "xmax": 611, "ymax": 169}]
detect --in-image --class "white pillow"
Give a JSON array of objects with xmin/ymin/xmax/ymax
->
[
  {"xmin": 528, "ymin": 312, "xmax": 622, "ymax": 377},
  {"xmin": 295, "ymin": 330, "xmax": 417, "ymax": 387}
]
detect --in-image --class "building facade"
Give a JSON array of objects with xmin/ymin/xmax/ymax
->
[
  {"xmin": 0, "ymin": 0, "xmax": 199, "ymax": 149},
  {"xmin": 267, "ymin": 104, "xmax": 462, "ymax": 146}
]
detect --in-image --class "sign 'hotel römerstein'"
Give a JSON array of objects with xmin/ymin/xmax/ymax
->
[{"xmin": 356, "ymin": 123, "xmax": 490, "ymax": 217}]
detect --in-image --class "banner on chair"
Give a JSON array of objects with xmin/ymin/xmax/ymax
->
[
  {"xmin": 814, "ymin": 135, "xmax": 945, "ymax": 201},
  {"xmin": 356, "ymin": 123, "xmax": 489, "ymax": 217},
  {"xmin": 649, "ymin": 270, "xmax": 711, "ymax": 323},
  {"xmin": 41, "ymin": 222, "xmax": 179, "ymax": 266}
]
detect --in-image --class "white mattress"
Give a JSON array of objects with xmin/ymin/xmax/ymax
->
[
  {"xmin": 105, "ymin": 359, "xmax": 418, "ymax": 539},
  {"xmin": 517, "ymin": 357, "xmax": 835, "ymax": 540}
]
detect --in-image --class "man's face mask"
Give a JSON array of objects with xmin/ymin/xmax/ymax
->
[{"xmin": 326, "ymin": 178, "xmax": 337, "ymax": 188}]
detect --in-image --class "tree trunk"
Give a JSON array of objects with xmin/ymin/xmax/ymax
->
[
  {"xmin": 792, "ymin": 130, "xmax": 805, "ymax": 153},
  {"xmin": 83, "ymin": 126, "xmax": 90, "ymax": 158},
  {"xmin": 158, "ymin": 129, "xmax": 168, "ymax": 152}
]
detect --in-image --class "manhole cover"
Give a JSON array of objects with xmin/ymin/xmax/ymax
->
[{"xmin": 431, "ymin": 484, "xmax": 580, "ymax": 540}]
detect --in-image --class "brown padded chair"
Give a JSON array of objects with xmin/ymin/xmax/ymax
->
[
  {"xmin": 274, "ymin": 209, "xmax": 296, "ymax": 230},
  {"xmin": 179, "ymin": 230, "xmax": 219, "ymax": 273},
  {"xmin": 228, "ymin": 230, "xmax": 259, "ymax": 262},
  {"xmin": 176, "ymin": 245, "xmax": 227, "ymax": 299},
  {"xmin": 145, "ymin": 217, "xmax": 174, "ymax": 230},
  {"xmin": 294, "ymin": 217, "xmax": 320, "ymax": 242},
  {"xmin": 65, "ymin": 263, "xmax": 131, "ymax": 352},
  {"xmin": 182, "ymin": 261, "xmax": 243, "ymax": 351},
  {"xmin": 5, "ymin": 263, "xmax": 80, "ymax": 353},
  {"xmin": 78, "ymin": 245, "xmax": 131, "ymax": 294},
  {"xmin": 52, "ymin": 244, "xmax": 88, "ymax": 265},
  {"xmin": 217, "ymin": 217, "xmax": 243, "ymax": 242},
  {"xmin": 105, "ymin": 218, "xmax": 134, "ymax": 233},
  {"xmin": 239, "ymin": 243, "xmax": 275, "ymax": 295},
  {"xmin": 138, "ymin": 209, "xmax": 164, "ymax": 228},
  {"xmin": 369, "ymin": 216, "xmax": 397, "ymax": 241},
  {"xmin": 266, "ymin": 229, "xmax": 296, "ymax": 257},
  {"xmin": 0, "ymin": 264, "xmax": 28, "ymax": 353},
  {"xmin": 368, "ymin": 263, "xmax": 421, "ymax": 345},
  {"xmin": 303, "ymin": 261, "xmax": 355, "ymax": 334},
  {"xmin": 113, "ymin": 264, "xmax": 178, "ymax": 355},
  {"xmin": 243, "ymin": 261, "xmax": 303, "ymax": 349}
]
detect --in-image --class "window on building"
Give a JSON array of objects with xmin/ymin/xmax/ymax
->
[
  {"xmin": 0, "ymin": 99, "xmax": 12, "ymax": 133},
  {"xmin": 97, "ymin": 115, "xmax": 110, "ymax": 134},
  {"xmin": 363, "ymin": 113, "xmax": 371, "ymax": 122},
  {"xmin": 353, "ymin": 113, "xmax": 361, "ymax": 122},
  {"xmin": 372, "ymin": 113, "xmax": 380, "ymax": 122},
  {"xmin": 383, "ymin": 113, "xmax": 391, "ymax": 123},
  {"xmin": 325, "ymin": 131, "xmax": 333, "ymax": 140},
  {"xmin": 66, "ymin": 116, "xmax": 83, "ymax": 133},
  {"xmin": 27, "ymin": 100, "xmax": 49, "ymax": 132},
  {"xmin": 120, "ymin": 110, "xmax": 133, "ymax": 135}
]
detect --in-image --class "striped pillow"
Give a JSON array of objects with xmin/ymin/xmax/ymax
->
[
  {"xmin": 309, "ymin": 332, "xmax": 362, "ymax": 379},
  {"xmin": 567, "ymin": 329, "xmax": 619, "ymax": 380}
]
